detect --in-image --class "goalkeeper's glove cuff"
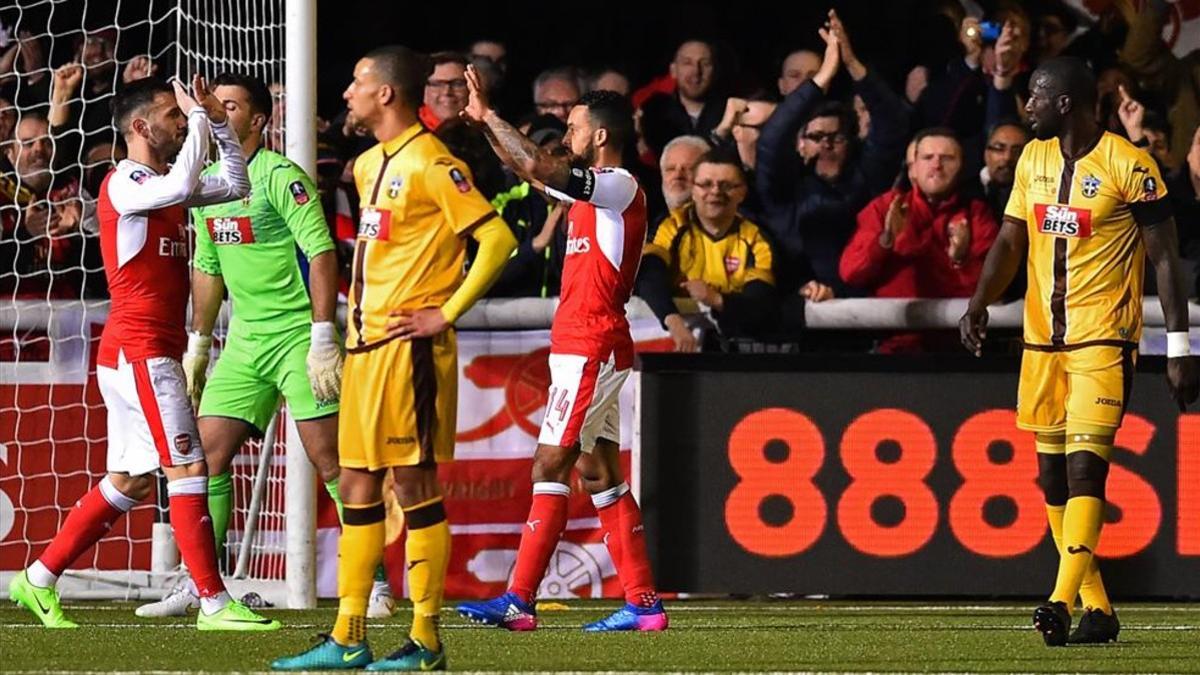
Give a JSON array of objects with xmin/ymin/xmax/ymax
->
[
  {"xmin": 187, "ymin": 331, "xmax": 213, "ymax": 355},
  {"xmin": 311, "ymin": 321, "xmax": 338, "ymax": 348}
]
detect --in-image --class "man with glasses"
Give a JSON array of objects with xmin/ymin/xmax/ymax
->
[
  {"xmin": 757, "ymin": 10, "xmax": 908, "ymax": 303},
  {"xmin": 710, "ymin": 96, "xmax": 776, "ymax": 223},
  {"xmin": 980, "ymin": 120, "xmax": 1029, "ymax": 222},
  {"xmin": 532, "ymin": 67, "xmax": 581, "ymax": 124},
  {"xmin": 421, "ymin": 52, "xmax": 470, "ymax": 130},
  {"xmin": 637, "ymin": 151, "xmax": 777, "ymax": 352}
]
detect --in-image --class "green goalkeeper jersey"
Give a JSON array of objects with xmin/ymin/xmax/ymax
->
[{"xmin": 192, "ymin": 148, "xmax": 334, "ymax": 334}]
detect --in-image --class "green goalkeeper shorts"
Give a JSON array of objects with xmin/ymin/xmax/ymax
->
[{"xmin": 199, "ymin": 323, "xmax": 338, "ymax": 433}]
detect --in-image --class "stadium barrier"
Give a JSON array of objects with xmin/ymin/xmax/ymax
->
[
  {"xmin": 639, "ymin": 349, "xmax": 1200, "ymax": 598},
  {"xmin": 2, "ymin": 297, "xmax": 1197, "ymax": 603}
]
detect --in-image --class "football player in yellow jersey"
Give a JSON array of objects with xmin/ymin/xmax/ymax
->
[
  {"xmin": 961, "ymin": 57, "xmax": 1198, "ymax": 648},
  {"xmin": 272, "ymin": 45, "xmax": 515, "ymax": 672}
]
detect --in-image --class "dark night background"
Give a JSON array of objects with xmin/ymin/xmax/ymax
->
[
  {"xmin": 310, "ymin": 1, "xmax": 959, "ymax": 118},
  {"xmin": 2, "ymin": 0, "xmax": 971, "ymax": 121}
]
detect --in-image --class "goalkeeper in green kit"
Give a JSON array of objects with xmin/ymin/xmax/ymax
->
[{"xmin": 135, "ymin": 73, "xmax": 396, "ymax": 619}]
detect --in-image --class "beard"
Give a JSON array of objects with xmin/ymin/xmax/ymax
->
[
  {"xmin": 664, "ymin": 187, "xmax": 690, "ymax": 210},
  {"xmin": 158, "ymin": 132, "xmax": 185, "ymax": 161},
  {"xmin": 573, "ymin": 140, "xmax": 597, "ymax": 167}
]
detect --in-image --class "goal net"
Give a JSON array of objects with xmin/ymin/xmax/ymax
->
[{"xmin": 0, "ymin": 0, "xmax": 313, "ymax": 607}]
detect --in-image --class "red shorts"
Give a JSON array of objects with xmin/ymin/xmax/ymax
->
[
  {"xmin": 537, "ymin": 352, "xmax": 628, "ymax": 452},
  {"xmin": 96, "ymin": 354, "xmax": 204, "ymax": 475}
]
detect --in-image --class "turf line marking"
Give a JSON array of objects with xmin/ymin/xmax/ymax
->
[
  {"xmin": 51, "ymin": 603, "xmax": 1200, "ymax": 614},
  {"xmin": 4, "ymin": 622, "xmax": 1198, "ymax": 631}
]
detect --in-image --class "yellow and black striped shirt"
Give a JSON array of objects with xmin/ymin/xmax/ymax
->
[
  {"xmin": 1004, "ymin": 131, "xmax": 1170, "ymax": 348},
  {"xmin": 348, "ymin": 124, "xmax": 500, "ymax": 350}
]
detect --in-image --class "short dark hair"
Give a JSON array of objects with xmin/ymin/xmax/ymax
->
[
  {"xmin": 112, "ymin": 77, "xmax": 174, "ymax": 134},
  {"xmin": 211, "ymin": 72, "xmax": 274, "ymax": 118},
  {"xmin": 430, "ymin": 51, "xmax": 468, "ymax": 69},
  {"xmin": 577, "ymin": 89, "xmax": 634, "ymax": 152},
  {"xmin": 363, "ymin": 45, "xmax": 433, "ymax": 110},
  {"xmin": 695, "ymin": 147, "xmax": 745, "ymax": 179},
  {"xmin": 804, "ymin": 100, "xmax": 854, "ymax": 138},
  {"xmin": 1034, "ymin": 56, "xmax": 1097, "ymax": 112},
  {"xmin": 913, "ymin": 126, "xmax": 962, "ymax": 152},
  {"xmin": 988, "ymin": 116, "xmax": 1029, "ymax": 138}
]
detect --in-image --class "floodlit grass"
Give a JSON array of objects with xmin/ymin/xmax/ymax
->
[{"xmin": 2, "ymin": 600, "xmax": 1200, "ymax": 672}]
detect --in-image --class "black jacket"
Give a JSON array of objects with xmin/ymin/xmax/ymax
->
[
  {"xmin": 640, "ymin": 91, "xmax": 726, "ymax": 158},
  {"xmin": 755, "ymin": 72, "xmax": 909, "ymax": 295}
]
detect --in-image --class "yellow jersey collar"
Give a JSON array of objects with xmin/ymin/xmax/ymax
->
[{"xmin": 380, "ymin": 123, "xmax": 427, "ymax": 156}]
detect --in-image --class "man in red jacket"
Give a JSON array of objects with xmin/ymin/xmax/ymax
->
[{"xmin": 839, "ymin": 127, "xmax": 998, "ymax": 352}]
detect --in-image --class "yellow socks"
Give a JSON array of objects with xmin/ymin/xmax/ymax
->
[
  {"xmin": 403, "ymin": 497, "xmax": 450, "ymax": 651},
  {"xmin": 1045, "ymin": 504, "xmax": 1112, "ymax": 614},
  {"xmin": 1050, "ymin": 495, "xmax": 1105, "ymax": 610},
  {"xmin": 332, "ymin": 501, "xmax": 385, "ymax": 646}
]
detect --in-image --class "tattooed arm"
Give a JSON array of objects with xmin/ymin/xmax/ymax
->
[{"xmin": 463, "ymin": 64, "xmax": 572, "ymax": 191}]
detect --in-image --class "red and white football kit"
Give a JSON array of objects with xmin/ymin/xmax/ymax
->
[
  {"xmin": 96, "ymin": 109, "xmax": 249, "ymax": 475},
  {"xmin": 538, "ymin": 166, "xmax": 647, "ymax": 452}
]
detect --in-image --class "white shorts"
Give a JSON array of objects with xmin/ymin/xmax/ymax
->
[
  {"xmin": 97, "ymin": 355, "xmax": 203, "ymax": 476},
  {"xmin": 537, "ymin": 352, "xmax": 628, "ymax": 453}
]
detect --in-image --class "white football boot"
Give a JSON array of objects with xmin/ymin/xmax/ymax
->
[
  {"xmin": 367, "ymin": 579, "xmax": 397, "ymax": 618},
  {"xmin": 135, "ymin": 578, "xmax": 199, "ymax": 617}
]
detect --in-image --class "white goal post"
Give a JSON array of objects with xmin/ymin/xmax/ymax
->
[{"xmin": 0, "ymin": 0, "xmax": 317, "ymax": 608}]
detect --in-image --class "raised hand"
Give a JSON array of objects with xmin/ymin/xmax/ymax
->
[
  {"xmin": 191, "ymin": 73, "xmax": 226, "ymax": 124},
  {"xmin": 16, "ymin": 30, "xmax": 45, "ymax": 74},
  {"xmin": 122, "ymin": 55, "xmax": 158, "ymax": 84},
  {"xmin": 1116, "ymin": 84, "xmax": 1145, "ymax": 142},
  {"xmin": 460, "ymin": 64, "xmax": 491, "ymax": 123},
  {"xmin": 714, "ymin": 97, "xmax": 748, "ymax": 138},
  {"xmin": 960, "ymin": 17, "xmax": 984, "ymax": 68},
  {"xmin": 828, "ymin": 9, "xmax": 865, "ymax": 80},
  {"xmin": 993, "ymin": 21, "xmax": 1024, "ymax": 79},
  {"xmin": 172, "ymin": 78, "xmax": 201, "ymax": 116},
  {"xmin": 813, "ymin": 20, "xmax": 842, "ymax": 92},
  {"xmin": 51, "ymin": 63, "xmax": 83, "ymax": 102}
]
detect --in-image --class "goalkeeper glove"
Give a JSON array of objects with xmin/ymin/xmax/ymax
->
[
  {"xmin": 306, "ymin": 321, "xmax": 344, "ymax": 405},
  {"xmin": 182, "ymin": 332, "xmax": 212, "ymax": 410}
]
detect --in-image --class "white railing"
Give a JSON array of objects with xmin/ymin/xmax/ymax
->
[{"xmin": 4, "ymin": 297, "xmax": 1198, "ymax": 333}]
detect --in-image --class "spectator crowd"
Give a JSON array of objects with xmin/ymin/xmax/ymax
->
[{"xmin": 3, "ymin": 1, "xmax": 1199, "ymax": 353}]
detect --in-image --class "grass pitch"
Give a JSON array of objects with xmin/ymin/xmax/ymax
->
[{"xmin": 2, "ymin": 600, "xmax": 1200, "ymax": 673}]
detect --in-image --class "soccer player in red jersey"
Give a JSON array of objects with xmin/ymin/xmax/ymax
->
[
  {"xmin": 8, "ymin": 76, "xmax": 278, "ymax": 631},
  {"xmin": 456, "ymin": 65, "xmax": 668, "ymax": 632}
]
